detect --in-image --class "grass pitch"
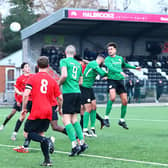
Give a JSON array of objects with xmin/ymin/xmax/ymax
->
[{"xmin": 0, "ymin": 105, "xmax": 168, "ymax": 168}]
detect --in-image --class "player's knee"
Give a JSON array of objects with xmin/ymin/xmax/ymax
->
[
  {"xmin": 71, "ymin": 118, "xmax": 78, "ymax": 125},
  {"xmin": 63, "ymin": 118, "xmax": 71, "ymax": 126},
  {"xmin": 23, "ymin": 132, "xmax": 28, "ymax": 138},
  {"xmin": 92, "ymin": 107, "xmax": 96, "ymax": 111},
  {"xmin": 91, "ymin": 102, "xmax": 96, "ymax": 111},
  {"xmin": 110, "ymin": 97, "xmax": 115, "ymax": 102},
  {"xmin": 86, "ymin": 106, "xmax": 92, "ymax": 113},
  {"xmin": 92, "ymin": 105, "xmax": 96, "ymax": 111},
  {"xmin": 51, "ymin": 122, "xmax": 58, "ymax": 131},
  {"xmin": 122, "ymin": 99, "xmax": 128, "ymax": 105},
  {"xmin": 51, "ymin": 125, "xmax": 58, "ymax": 131}
]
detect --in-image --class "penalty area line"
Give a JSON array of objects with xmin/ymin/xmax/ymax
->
[{"xmin": 0, "ymin": 144, "xmax": 168, "ymax": 167}]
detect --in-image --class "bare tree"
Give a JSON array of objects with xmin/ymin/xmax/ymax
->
[
  {"xmin": 33, "ymin": 0, "xmax": 100, "ymax": 15},
  {"xmin": 123, "ymin": 0, "xmax": 131, "ymax": 11},
  {"xmin": 158, "ymin": 0, "xmax": 168, "ymax": 13}
]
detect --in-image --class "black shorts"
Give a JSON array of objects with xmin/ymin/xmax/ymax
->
[
  {"xmin": 108, "ymin": 79, "xmax": 126, "ymax": 95},
  {"xmin": 27, "ymin": 101, "xmax": 32, "ymax": 112},
  {"xmin": 80, "ymin": 86, "xmax": 95, "ymax": 105},
  {"xmin": 24, "ymin": 119, "xmax": 50, "ymax": 133},
  {"xmin": 13, "ymin": 101, "xmax": 22, "ymax": 111},
  {"xmin": 52, "ymin": 106, "xmax": 58, "ymax": 121},
  {"xmin": 13, "ymin": 100, "xmax": 32, "ymax": 112},
  {"xmin": 63, "ymin": 93, "xmax": 81, "ymax": 114}
]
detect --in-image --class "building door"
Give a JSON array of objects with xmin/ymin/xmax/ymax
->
[{"xmin": 5, "ymin": 67, "xmax": 16, "ymax": 103}]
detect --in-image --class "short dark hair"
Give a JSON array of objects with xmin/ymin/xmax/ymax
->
[
  {"xmin": 37, "ymin": 56, "xmax": 49, "ymax": 68},
  {"xmin": 107, "ymin": 42, "xmax": 117, "ymax": 49},
  {"xmin": 74, "ymin": 55, "xmax": 82, "ymax": 61},
  {"xmin": 97, "ymin": 53, "xmax": 105, "ymax": 59},
  {"xmin": 21, "ymin": 62, "xmax": 28, "ymax": 69}
]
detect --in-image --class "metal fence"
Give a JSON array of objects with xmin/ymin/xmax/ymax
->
[{"xmin": 94, "ymin": 79, "xmax": 168, "ymax": 104}]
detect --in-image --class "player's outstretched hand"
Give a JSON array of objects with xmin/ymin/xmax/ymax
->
[
  {"xmin": 21, "ymin": 109, "xmax": 27, "ymax": 117},
  {"xmin": 102, "ymin": 76, "xmax": 108, "ymax": 80},
  {"xmin": 136, "ymin": 67, "xmax": 141, "ymax": 71}
]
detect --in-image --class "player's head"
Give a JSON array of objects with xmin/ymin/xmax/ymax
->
[
  {"xmin": 21, "ymin": 62, "xmax": 30, "ymax": 74},
  {"xmin": 37, "ymin": 56, "xmax": 49, "ymax": 69},
  {"xmin": 65, "ymin": 45, "xmax": 76, "ymax": 57},
  {"xmin": 96, "ymin": 54, "xmax": 105, "ymax": 65},
  {"xmin": 107, "ymin": 42, "xmax": 117, "ymax": 56}
]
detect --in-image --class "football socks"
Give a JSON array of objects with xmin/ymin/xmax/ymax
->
[
  {"xmin": 65, "ymin": 123, "xmax": 76, "ymax": 142},
  {"xmin": 121, "ymin": 105, "xmax": 127, "ymax": 119},
  {"xmin": 90, "ymin": 110, "xmax": 96, "ymax": 128},
  {"xmin": 105, "ymin": 100, "xmax": 113, "ymax": 116},
  {"xmin": 73, "ymin": 122, "xmax": 83, "ymax": 140},
  {"xmin": 83, "ymin": 111, "xmax": 90, "ymax": 129}
]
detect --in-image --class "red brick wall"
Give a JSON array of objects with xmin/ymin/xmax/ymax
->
[{"xmin": 0, "ymin": 66, "xmax": 15, "ymax": 92}]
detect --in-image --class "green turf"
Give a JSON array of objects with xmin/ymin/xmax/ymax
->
[{"xmin": 0, "ymin": 106, "xmax": 168, "ymax": 168}]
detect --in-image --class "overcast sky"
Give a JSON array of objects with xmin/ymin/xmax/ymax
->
[
  {"xmin": 98, "ymin": 0, "xmax": 167, "ymax": 13},
  {"xmin": 127, "ymin": 0, "xmax": 161, "ymax": 12},
  {"xmin": 0, "ymin": 1, "xmax": 10, "ymax": 18},
  {"xmin": 0, "ymin": 0, "xmax": 167, "ymax": 18}
]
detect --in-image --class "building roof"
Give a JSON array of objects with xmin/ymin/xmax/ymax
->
[
  {"xmin": 0, "ymin": 50, "xmax": 22, "ymax": 67},
  {"xmin": 21, "ymin": 8, "xmax": 168, "ymax": 40}
]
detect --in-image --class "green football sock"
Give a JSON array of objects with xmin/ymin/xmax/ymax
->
[
  {"xmin": 65, "ymin": 123, "xmax": 76, "ymax": 142},
  {"xmin": 90, "ymin": 110, "xmax": 96, "ymax": 128},
  {"xmin": 105, "ymin": 100, "xmax": 113, "ymax": 116},
  {"xmin": 83, "ymin": 111, "xmax": 90, "ymax": 129},
  {"xmin": 121, "ymin": 105, "xmax": 127, "ymax": 119},
  {"xmin": 73, "ymin": 122, "xmax": 83, "ymax": 140}
]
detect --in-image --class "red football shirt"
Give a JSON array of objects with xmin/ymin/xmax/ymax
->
[
  {"xmin": 81, "ymin": 64, "xmax": 86, "ymax": 74},
  {"xmin": 48, "ymin": 68, "xmax": 61, "ymax": 106},
  {"xmin": 14, "ymin": 74, "xmax": 33, "ymax": 103},
  {"xmin": 48, "ymin": 67, "xmax": 60, "ymax": 82},
  {"xmin": 26, "ymin": 72, "xmax": 61, "ymax": 120}
]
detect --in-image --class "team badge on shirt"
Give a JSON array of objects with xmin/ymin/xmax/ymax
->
[
  {"xmin": 109, "ymin": 85, "xmax": 113, "ymax": 89},
  {"xmin": 118, "ymin": 59, "xmax": 122, "ymax": 63}
]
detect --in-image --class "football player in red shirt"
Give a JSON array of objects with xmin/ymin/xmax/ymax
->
[
  {"xmin": 0, "ymin": 63, "xmax": 32, "ymax": 132},
  {"xmin": 47, "ymin": 67, "xmax": 66, "ymax": 135},
  {"xmin": 22, "ymin": 56, "xmax": 62, "ymax": 166},
  {"xmin": 13, "ymin": 66, "xmax": 66, "ymax": 154}
]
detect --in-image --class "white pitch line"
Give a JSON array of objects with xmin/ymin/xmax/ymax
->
[
  {"xmin": 109, "ymin": 118, "xmax": 168, "ymax": 122},
  {"xmin": 0, "ymin": 113, "xmax": 167, "ymax": 122},
  {"xmin": 0, "ymin": 144, "xmax": 168, "ymax": 167}
]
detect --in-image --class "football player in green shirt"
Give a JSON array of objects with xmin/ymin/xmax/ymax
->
[
  {"xmin": 81, "ymin": 54, "xmax": 107, "ymax": 137},
  {"xmin": 74, "ymin": 55, "xmax": 108, "ymax": 131},
  {"xmin": 59, "ymin": 45, "xmax": 88, "ymax": 156},
  {"xmin": 104, "ymin": 42, "xmax": 141, "ymax": 129}
]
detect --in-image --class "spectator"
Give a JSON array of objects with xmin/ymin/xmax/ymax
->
[
  {"xmin": 126, "ymin": 79, "xmax": 134, "ymax": 103},
  {"xmin": 155, "ymin": 79, "xmax": 164, "ymax": 103},
  {"xmin": 134, "ymin": 79, "xmax": 141, "ymax": 103}
]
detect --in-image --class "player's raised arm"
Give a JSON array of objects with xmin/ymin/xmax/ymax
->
[
  {"xmin": 22, "ymin": 88, "xmax": 31, "ymax": 113},
  {"xmin": 14, "ymin": 87, "xmax": 23, "ymax": 96},
  {"xmin": 122, "ymin": 57, "xmax": 141, "ymax": 71}
]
